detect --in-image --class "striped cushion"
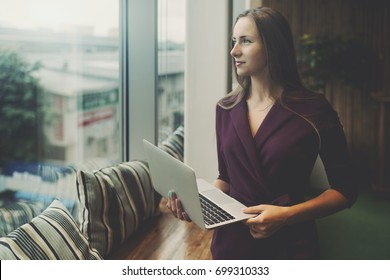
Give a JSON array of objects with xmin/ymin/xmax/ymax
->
[
  {"xmin": 159, "ymin": 124, "xmax": 184, "ymax": 161},
  {"xmin": 0, "ymin": 201, "xmax": 46, "ymax": 237},
  {"xmin": 76, "ymin": 160, "xmax": 160, "ymax": 257},
  {"xmin": 0, "ymin": 199, "xmax": 102, "ymax": 260}
]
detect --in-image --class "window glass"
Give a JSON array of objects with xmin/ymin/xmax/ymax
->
[
  {"xmin": 0, "ymin": 0, "xmax": 121, "ymax": 177},
  {"xmin": 157, "ymin": 0, "xmax": 185, "ymax": 142}
]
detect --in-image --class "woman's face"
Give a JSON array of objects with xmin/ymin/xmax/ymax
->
[{"xmin": 231, "ymin": 16, "xmax": 267, "ymax": 78}]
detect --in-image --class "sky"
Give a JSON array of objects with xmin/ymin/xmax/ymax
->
[{"xmin": 0, "ymin": 0, "xmax": 185, "ymax": 42}]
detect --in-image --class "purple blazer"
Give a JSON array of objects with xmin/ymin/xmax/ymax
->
[{"xmin": 211, "ymin": 89, "xmax": 358, "ymax": 260}]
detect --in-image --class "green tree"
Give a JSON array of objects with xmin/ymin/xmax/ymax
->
[{"xmin": 0, "ymin": 48, "xmax": 43, "ymax": 170}]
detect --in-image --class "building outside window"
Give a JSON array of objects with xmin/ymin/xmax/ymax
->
[
  {"xmin": 0, "ymin": 0, "xmax": 185, "ymax": 200},
  {"xmin": 0, "ymin": 0, "xmax": 186, "ymax": 170},
  {"xmin": 157, "ymin": 0, "xmax": 185, "ymax": 142},
  {"xmin": 0, "ymin": 0, "xmax": 121, "ymax": 173}
]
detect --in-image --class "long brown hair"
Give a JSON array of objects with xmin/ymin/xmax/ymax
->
[{"xmin": 219, "ymin": 7, "xmax": 304, "ymax": 109}]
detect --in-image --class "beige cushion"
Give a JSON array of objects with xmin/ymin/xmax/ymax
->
[
  {"xmin": 76, "ymin": 160, "xmax": 160, "ymax": 257},
  {"xmin": 0, "ymin": 199, "xmax": 102, "ymax": 260}
]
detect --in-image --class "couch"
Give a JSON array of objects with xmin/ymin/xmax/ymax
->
[{"xmin": 0, "ymin": 125, "xmax": 184, "ymax": 260}]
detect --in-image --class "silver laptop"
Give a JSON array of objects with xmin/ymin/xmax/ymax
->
[{"xmin": 143, "ymin": 139, "xmax": 255, "ymax": 230}]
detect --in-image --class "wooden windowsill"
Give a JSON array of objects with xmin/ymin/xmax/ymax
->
[{"xmin": 107, "ymin": 198, "xmax": 213, "ymax": 260}]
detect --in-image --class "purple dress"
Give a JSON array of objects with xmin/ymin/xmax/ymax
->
[{"xmin": 211, "ymin": 89, "xmax": 358, "ymax": 260}]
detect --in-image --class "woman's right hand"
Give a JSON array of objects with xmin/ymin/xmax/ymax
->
[{"xmin": 166, "ymin": 190, "xmax": 192, "ymax": 222}]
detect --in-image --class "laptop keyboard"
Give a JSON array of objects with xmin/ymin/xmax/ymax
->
[{"xmin": 199, "ymin": 194, "xmax": 235, "ymax": 226}]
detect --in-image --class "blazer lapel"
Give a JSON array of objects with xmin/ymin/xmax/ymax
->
[
  {"xmin": 229, "ymin": 100, "xmax": 296, "ymax": 171},
  {"xmin": 229, "ymin": 100, "xmax": 260, "ymax": 172},
  {"xmin": 230, "ymin": 100, "xmax": 297, "ymax": 198},
  {"xmin": 254, "ymin": 103, "xmax": 296, "ymax": 151}
]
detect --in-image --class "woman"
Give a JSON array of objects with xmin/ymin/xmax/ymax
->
[{"xmin": 168, "ymin": 6, "xmax": 358, "ymax": 259}]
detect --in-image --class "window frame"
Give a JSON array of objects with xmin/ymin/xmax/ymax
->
[{"xmin": 121, "ymin": 0, "xmax": 158, "ymax": 161}]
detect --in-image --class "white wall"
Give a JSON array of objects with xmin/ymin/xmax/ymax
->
[{"xmin": 184, "ymin": 0, "xmax": 231, "ymax": 182}]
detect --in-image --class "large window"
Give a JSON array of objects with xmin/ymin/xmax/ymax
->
[
  {"xmin": 157, "ymin": 0, "xmax": 185, "ymax": 142},
  {"xmin": 0, "ymin": 0, "xmax": 121, "ymax": 174}
]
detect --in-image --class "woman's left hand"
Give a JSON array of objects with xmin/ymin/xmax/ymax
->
[{"xmin": 243, "ymin": 204, "xmax": 290, "ymax": 239}]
